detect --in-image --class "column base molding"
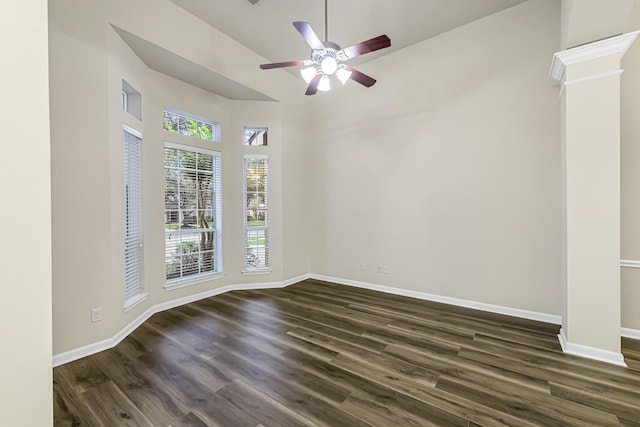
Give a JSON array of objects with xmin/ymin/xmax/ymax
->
[{"xmin": 558, "ymin": 328, "xmax": 627, "ymax": 367}]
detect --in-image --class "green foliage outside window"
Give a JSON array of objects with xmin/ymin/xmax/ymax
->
[{"xmin": 163, "ymin": 110, "xmax": 215, "ymax": 141}]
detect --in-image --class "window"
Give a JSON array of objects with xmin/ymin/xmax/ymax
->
[
  {"xmin": 163, "ymin": 108, "xmax": 219, "ymax": 141},
  {"xmin": 244, "ymin": 155, "xmax": 269, "ymax": 272},
  {"xmin": 123, "ymin": 127, "xmax": 145, "ymax": 308},
  {"xmin": 243, "ymin": 126, "xmax": 268, "ymax": 146},
  {"xmin": 122, "ymin": 80, "xmax": 142, "ymax": 120},
  {"xmin": 164, "ymin": 143, "xmax": 223, "ymax": 287}
]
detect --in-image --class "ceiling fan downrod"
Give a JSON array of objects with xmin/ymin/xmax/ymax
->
[{"xmin": 325, "ymin": 0, "xmax": 328, "ymax": 42}]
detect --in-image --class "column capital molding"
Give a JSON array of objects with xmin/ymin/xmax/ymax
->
[{"xmin": 550, "ymin": 30, "xmax": 640, "ymax": 81}]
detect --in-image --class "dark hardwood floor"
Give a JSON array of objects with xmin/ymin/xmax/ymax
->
[{"xmin": 54, "ymin": 279, "xmax": 640, "ymax": 426}]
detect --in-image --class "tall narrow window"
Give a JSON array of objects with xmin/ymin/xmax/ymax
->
[
  {"xmin": 244, "ymin": 155, "xmax": 269, "ymax": 272},
  {"xmin": 164, "ymin": 143, "xmax": 223, "ymax": 287},
  {"xmin": 123, "ymin": 127, "xmax": 145, "ymax": 307}
]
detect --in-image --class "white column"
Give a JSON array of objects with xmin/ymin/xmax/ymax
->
[{"xmin": 550, "ymin": 31, "xmax": 639, "ymax": 366}]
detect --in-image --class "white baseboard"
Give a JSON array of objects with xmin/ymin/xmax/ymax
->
[
  {"xmin": 622, "ymin": 327, "xmax": 640, "ymax": 340},
  {"xmin": 309, "ymin": 274, "xmax": 562, "ymax": 325},
  {"xmin": 52, "ymin": 274, "xmax": 309, "ymax": 367},
  {"xmin": 558, "ymin": 328, "xmax": 627, "ymax": 367},
  {"xmin": 54, "ymin": 272, "xmax": 637, "ymax": 368},
  {"xmin": 620, "ymin": 259, "xmax": 640, "ymax": 268}
]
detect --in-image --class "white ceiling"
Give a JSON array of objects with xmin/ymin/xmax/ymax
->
[
  {"xmin": 113, "ymin": 26, "xmax": 277, "ymax": 101},
  {"xmin": 116, "ymin": 0, "xmax": 529, "ymax": 100},
  {"xmin": 169, "ymin": 0, "xmax": 528, "ymax": 66}
]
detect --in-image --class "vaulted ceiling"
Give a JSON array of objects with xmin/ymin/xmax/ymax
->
[
  {"xmin": 168, "ymin": 0, "xmax": 528, "ymax": 66},
  {"xmin": 117, "ymin": 0, "xmax": 531, "ymax": 100}
]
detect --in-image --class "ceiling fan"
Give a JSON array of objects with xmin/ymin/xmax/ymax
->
[{"xmin": 259, "ymin": 0, "xmax": 391, "ymax": 95}]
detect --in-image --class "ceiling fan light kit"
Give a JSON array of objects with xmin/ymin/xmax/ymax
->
[{"xmin": 259, "ymin": 0, "xmax": 391, "ymax": 95}]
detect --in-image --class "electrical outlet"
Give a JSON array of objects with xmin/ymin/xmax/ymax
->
[
  {"xmin": 91, "ymin": 308, "xmax": 103, "ymax": 323},
  {"xmin": 382, "ymin": 265, "xmax": 390, "ymax": 274},
  {"xmin": 377, "ymin": 265, "xmax": 384, "ymax": 273},
  {"xmin": 360, "ymin": 262, "xmax": 366, "ymax": 271}
]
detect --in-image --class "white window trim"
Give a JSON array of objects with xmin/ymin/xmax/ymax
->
[
  {"xmin": 165, "ymin": 272, "xmax": 225, "ymax": 291},
  {"xmin": 124, "ymin": 292, "xmax": 148, "ymax": 312},
  {"xmin": 243, "ymin": 154, "xmax": 270, "ymax": 274},
  {"xmin": 123, "ymin": 124, "xmax": 142, "ymax": 139},
  {"xmin": 242, "ymin": 269, "xmax": 272, "ymax": 276},
  {"xmin": 164, "ymin": 142, "xmax": 223, "ymax": 287}
]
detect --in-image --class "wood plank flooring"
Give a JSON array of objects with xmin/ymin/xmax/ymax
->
[{"xmin": 54, "ymin": 279, "xmax": 640, "ymax": 426}]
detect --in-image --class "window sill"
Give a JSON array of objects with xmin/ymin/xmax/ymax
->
[
  {"xmin": 124, "ymin": 293, "xmax": 148, "ymax": 312},
  {"xmin": 242, "ymin": 269, "xmax": 272, "ymax": 276},
  {"xmin": 165, "ymin": 271, "xmax": 225, "ymax": 291}
]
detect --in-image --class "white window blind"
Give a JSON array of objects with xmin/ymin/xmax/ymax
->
[
  {"xmin": 244, "ymin": 155, "xmax": 269, "ymax": 271},
  {"xmin": 124, "ymin": 128, "xmax": 144, "ymax": 303},
  {"xmin": 165, "ymin": 143, "xmax": 223, "ymax": 285}
]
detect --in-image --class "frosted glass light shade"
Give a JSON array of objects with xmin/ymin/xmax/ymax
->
[
  {"xmin": 318, "ymin": 75, "xmax": 331, "ymax": 92},
  {"xmin": 336, "ymin": 67, "xmax": 352, "ymax": 85},
  {"xmin": 300, "ymin": 66, "xmax": 317, "ymax": 84},
  {"xmin": 320, "ymin": 57, "xmax": 338, "ymax": 75}
]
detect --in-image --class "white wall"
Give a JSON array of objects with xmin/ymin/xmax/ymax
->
[
  {"xmin": 49, "ymin": 0, "xmax": 303, "ymax": 356},
  {"xmin": 561, "ymin": 0, "xmax": 635, "ymax": 49},
  {"xmin": 0, "ymin": 0, "xmax": 53, "ymax": 424},
  {"xmin": 308, "ymin": 0, "xmax": 562, "ymax": 315},
  {"xmin": 53, "ymin": 0, "xmax": 640, "ymax": 364}
]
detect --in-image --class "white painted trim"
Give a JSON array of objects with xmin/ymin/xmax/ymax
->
[
  {"xmin": 549, "ymin": 30, "xmax": 640, "ymax": 81},
  {"xmin": 123, "ymin": 124, "xmax": 142, "ymax": 139},
  {"xmin": 564, "ymin": 69, "xmax": 624, "ymax": 87},
  {"xmin": 164, "ymin": 272, "xmax": 225, "ymax": 291},
  {"xmin": 308, "ymin": 274, "xmax": 562, "ymax": 325},
  {"xmin": 52, "ymin": 275, "xmax": 308, "ymax": 367},
  {"xmin": 243, "ymin": 153, "xmax": 269, "ymax": 160},
  {"xmin": 620, "ymin": 259, "xmax": 640, "ymax": 268},
  {"xmin": 123, "ymin": 292, "xmax": 148, "ymax": 312},
  {"xmin": 54, "ymin": 271, "xmax": 636, "ymax": 368},
  {"xmin": 283, "ymin": 273, "xmax": 311, "ymax": 287},
  {"xmin": 242, "ymin": 269, "xmax": 273, "ymax": 276},
  {"xmin": 622, "ymin": 328, "xmax": 640, "ymax": 340},
  {"xmin": 558, "ymin": 328, "xmax": 627, "ymax": 367},
  {"xmin": 558, "ymin": 69, "xmax": 624, "ymax": 97},
  {"xmin": 164, "ymin": 141, "xmax": 221, "ymax": 156},
  {"xmin": 558, "ymin": 328, "xmax": 568, "ymax": 351}
]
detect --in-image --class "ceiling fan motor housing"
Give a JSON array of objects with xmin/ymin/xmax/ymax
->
[
  {"xmin": 311, "ymin": 41, "xmax": 348, "ymax": 76},
  {"xmin": 312, "ymin": 41, "xmax": 347, "ymax": 61}
]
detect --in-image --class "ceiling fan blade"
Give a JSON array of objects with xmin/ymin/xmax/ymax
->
[
  {"xmin": 345, "ymin": 66, "xmax": 376, "ymax": 87},
  {"xmin": 342, "ymin": 35, "xmax": 391, "ymax": 59},
  {"xmin": 293, "ymin": 21, "xmax": 325, "ymax": 51},
  {"xmin": 305, "ymin": 74, "xmax": 322, "ymax": 96},
  {"xmin": 260, "ymin": 60, "xmax": 308, "ymax": 70}
]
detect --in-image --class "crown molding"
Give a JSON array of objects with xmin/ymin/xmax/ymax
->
[{"xmin": 550, "ymin": 31, "xmax": 640, "ymax": 81}]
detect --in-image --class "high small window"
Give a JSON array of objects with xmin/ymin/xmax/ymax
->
[
  {"xmin": 122, "ymin": 80, "xmax": 142, "ymax": 120},
  {"xmin": 164, "ymin": 143, "xmax": 223, "ymax": 287},
  {"xmin": 123, "ymin": 127, "xmax": 145, "ymax": 308},
  {"xmin": 243, "ymin": 155, "xmax": 269, "ymax": 272},
  {"xmin": 163, "ymin": 108, "xmax": 219, "ymax": 142},
  {"xmin": 243, "ymin": 126, "xmax": 268, "ymax": 146}
]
